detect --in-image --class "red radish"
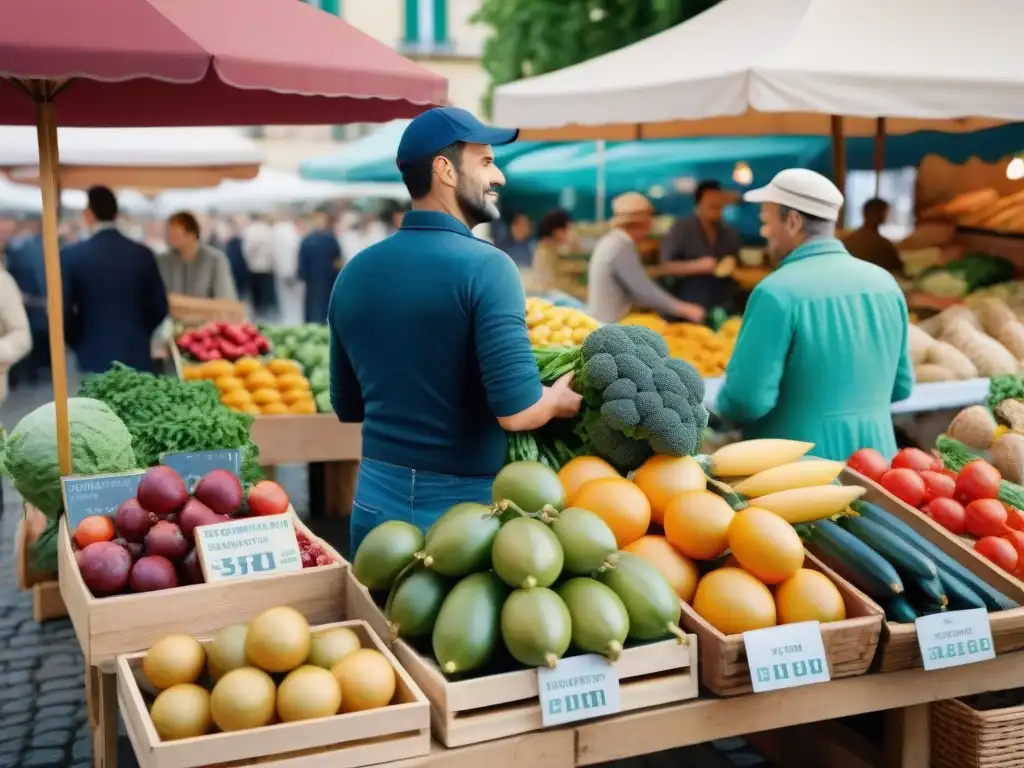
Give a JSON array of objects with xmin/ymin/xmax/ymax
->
[
  {"xmin": 247, "ymin": 480, "xmax": 290, "ymax": 517},
  {"xmin": 114, "ymin": 498, "xmax": 156, "ymax": 543},
  {"xmin": 129, "ymin": 555, "xmax": 179, "ymax": 592},
  {"xmin": 77, "ymin": 541, "xmax": 132, "ymax": 596},
  {"xmin": 193, "ymin": 470, "xmax": 244, "ymax": 516},
  {"xmin": 955, "ymin": 460, "xmax": 1002, "ymax": 504},
  {"xmin": 891, "ymin": 448, "xmax": 937, "ymax": 473},
  {"xmin": 880, "ymin": 468, "xmax": 926, "ymax": 507},
  {"xmin": 144, "ymin": 521, "xmax": 189, "ymax": 562},
  {"xmin": 975, "ymin": 536, "xmax": 1018, "ymax": 572},
  {"xmin": 846, "ymin": 448, "xmax": 889, "ymax": 482},
  {"xmin": 1007, "ymin": 506, "xmax": 1024, "ymax": 531},
  {"xmin": 940, "ymin": 468, "xmax": 958, "ymax": 481},
  {"xmin": 178, "ymin": 498, "xmax": 230, "ymax": 541},
  {"xmin": 137, "ymin": 466, "xmax": 188, "ymax": 519},
  {"xmin": 965, "ymin": 498, "xmax": 1008, "ymax": 538},
  {"xmin": 922, "ymin": 497, "xmax": 966, "ymax": 535},
  {"xmin": 919, "ymin": 470, "xmax": 956, "ymax": 504}
]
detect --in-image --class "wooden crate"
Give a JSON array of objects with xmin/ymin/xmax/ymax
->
[
  {"xmin": 17, "ymin": 503, "xmax": 54, "ymax": 589},
  {"xmin": 837, "ymin": 469, "xmax": 1024, "ymax": 672},
  {"xmin": 249, "ymin": 415, "xmax": 361, "ymax": 465},
  {"xmin": 58, "ymin": 515, "xmax": 347, "ymax": 665},
  {"xmin": 678, "ymin": 552, "xmax": 883, "ymax": 697},
  {"xmin": 168, "ymin": 294, "xmax": 248, "ymax": 326},
  {"xmin": 117, "ymin": 619, "xmax": 430, "ymax": 768},
  {"xmin": 932, "ymin": 695, "xmax": 1024, "ymax": 768}
]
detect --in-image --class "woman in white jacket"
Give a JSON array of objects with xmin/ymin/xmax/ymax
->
[{"xmin": 0, "ymin": 263, "xmax": 32, "ymax": 406}]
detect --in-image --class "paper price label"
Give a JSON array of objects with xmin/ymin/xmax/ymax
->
[
  {"xmin": 195, "ymin": 513, "xmax": 302, "ymax": 583},
  {"xmin": 61, "ymin": 471, "xmax": 145, "ymax": 529},
  {"xmin": 537, "ymin": 654, "xmax": 621, "ymax": 727},
  {"xmin": 743, "ymin": 621, "xmax": 831, "ymax": 693},
  {"xmin": 915, "ymin": 608, "xmax": 995, "ymax": 671}
]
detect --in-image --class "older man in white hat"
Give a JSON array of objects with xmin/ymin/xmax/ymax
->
[
  {"xmin": 587, "ymin": 192, "xmax": 706, "ymax": 324},
  {"xmin": 714, "ymin": 169, "xmax": 914, "ymax": 461}
]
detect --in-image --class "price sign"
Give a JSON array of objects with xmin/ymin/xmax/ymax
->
[
  {"xmin": 61, "ymin": 471, "xmax": 146, "ymax": 530},
  {"xmin": 159, "ymin": 449, "xmax": 241, "ymax": 492},
  {"xmin": 743, "ymin": 621, "xmax": 831, "ymax": 693},
  {"xmin": 195, "ymin": 513, "xmax": 302, "ymax": 583},
  {"xmin": 537, "ymin": 653, "xmax": 621, "ymax": 727},
  {"xmin": 915, "ymin": 609, "xmax": 995, "ymax": 671}
]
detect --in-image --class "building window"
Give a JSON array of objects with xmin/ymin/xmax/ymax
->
[{"xmin": 404, "ymin": 0, "xmax": 449, "ymax": 51}]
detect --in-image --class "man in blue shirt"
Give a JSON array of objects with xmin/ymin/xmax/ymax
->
[
  {"xmin": 298, "ymin": 206, "xmax": 342, "ymax": 324},
  {"xmin": 329, "ymin": 107, "xmax": 583, "ymax": 554}
]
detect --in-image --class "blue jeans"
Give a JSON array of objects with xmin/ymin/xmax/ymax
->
[{"xmin": 349, "ymin": 458, "xmax": 494, "ymax": 558}]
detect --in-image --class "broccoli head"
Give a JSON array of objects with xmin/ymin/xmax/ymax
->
[{"xmin": 577, "ymin": 324, "xmax": 708, "ymax": 471}]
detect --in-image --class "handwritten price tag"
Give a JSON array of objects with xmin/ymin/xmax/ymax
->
[
  {"xmin": 743, "ymin": 621, "xmax": 831, "ymax": 693},
  {"xmin": 195, "ymin": 513, "xmax": 302, "ymax": 583},
  {"xmin": 916, "ymin": 609, "xmax": 995, "ymax": 671},
  {"xmin": 61, "ymin": 471, "xmax": 145, "ymax": 529}
]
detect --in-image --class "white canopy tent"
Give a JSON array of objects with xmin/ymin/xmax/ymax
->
[
  {"xmin": 0, "ymin": 175, "xmax": 152, "ymax": 216},
  {"xmin": 493, "ymin": 0, "xmax": 1023, "ymax": 141},
  {"xmin": 154, "ymin": 168, "xmax": 409, "ymax": 215},
  {"xmin": 0, "ymin": 126, "xmax": 263, "ymax": 189}
]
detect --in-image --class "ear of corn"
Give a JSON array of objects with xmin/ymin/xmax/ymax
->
[
  {"xmin": 708, "ymin": 439, "xmax": 814, "ymax": 477},
  {"xmin": 732, "ymin": 460, "xmax": 845, "ymax": 498},
  {"xmin": 749, "ymin": 485, "xmax": 867, "ymax": 524}
]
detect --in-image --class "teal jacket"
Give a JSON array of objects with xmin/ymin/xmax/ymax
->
[{"xmin": 715, "ymin": 238, "xmax": 913, "ymax": 461}]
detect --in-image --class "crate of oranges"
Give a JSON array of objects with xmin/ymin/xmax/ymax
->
[
  {"xmin": 525, "ymin": 297, "xmax": 600, "ymax": 347},
  {"xmin": 182, "ymin": 358, "xmax": 317, "ymax": 416}
]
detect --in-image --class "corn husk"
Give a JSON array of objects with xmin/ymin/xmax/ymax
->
[
  {"xmin": 991, "ymin": 433, "xmax": 1024, "ymax": 484},
  {"xmin": 940, "ymin": 319, "xmax": 1019, "ymax": 376},
  {"xmin": 946, "ymin": 405, "xmax": 997, "ymax": 451},
  {"xmin": 914, "ymin": 363, "xmax": 955, "ymax": 383}
]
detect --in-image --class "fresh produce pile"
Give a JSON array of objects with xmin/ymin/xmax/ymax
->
[
  {"xmin": 510, "ymin": 324, "xmax": 709, "ymax": 474},
  {"xmin": 72, "ymin": 465, "xmax": 332, "ymax": 597},
  {"xmin": 912, "ymin": 252, "xmax": 1014, "ymax": 300},
  {"xmin": 79, "ymin": 364, "xmax": 263, "ymax": 483},
  {"xmin": 621, "ymin": 314, "xmax": 742, "ymax": 378},
  {"xmin": 176, "ymin": 322, "xmax": 273, "ymax": 362},
  {"xmin": 183, "ymin": 357, "xmax": 321, "ymax": 416},
  {"xmin": 137, "ymin": 608, "xmax": 397, "ymax": 741},
  {"xmin": 913, "ymin": 299, "xmax": 1024, "ymax": 382},
  {"xmin": 259, "ymin": 323, "xmax": 332, "ymax": 412},
  {"xmin": 353, "ymin": 459, "xmax": 687, "ymax": 675},
  {"xmin": 525, "ymin": 296, "xmax": 599, "ymax": 347}
]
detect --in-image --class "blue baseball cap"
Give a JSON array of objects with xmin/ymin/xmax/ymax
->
[{"xmin": 396, "ymin": 107, "xmax": 518, "ymax": 170}]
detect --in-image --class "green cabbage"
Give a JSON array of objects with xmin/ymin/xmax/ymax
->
[{"xmin": 2, "ymin": 397, "xmax": 138, "ymax": 520}]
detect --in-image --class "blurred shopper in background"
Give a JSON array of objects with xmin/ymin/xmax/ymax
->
[
  {"xmin": 158, "ymin": 211, "xmax": 238, "ymax": 301},
  {"xmin": 527, "ymin": 208, "xmax": 573, "ymax": 294},
  {"xmin": 0, "ymin": 253, "xmax": 31, "ymax": 404},
  {"xmin": 62, "ymin": 186, "xmax": 168, "ymax": 373},
  {"xmin": 502, "ymin": 211, "xmax": 535, "ymax": 267},
  {"xmin": 298, "ymin": 206, "xmax": 342, "ymax": 324},
  {"xmin": 242, "ymin": 213, "xmax": 277, "ymax": 318},
  {"xmin": 224, "ymin": 216, "xmax": 250, "ymax": 300},
  {"xmin": 843, "ymin": 197, "xmax": 902, "ymax": 273},
  {"xmin": 6, "ymin": 217, "xmax": 49, "ymax": 388}
]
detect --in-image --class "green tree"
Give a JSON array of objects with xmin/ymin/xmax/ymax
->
[{"xmin": 473, "ymin": 0, "xmax": 722, "ymax": 116}]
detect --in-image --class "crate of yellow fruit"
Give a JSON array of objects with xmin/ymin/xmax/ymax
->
[
  {"xmin": 524, "ymin": 296, "xmax": 599, "ymax": 347},
  {"xmin": 182, "ymin": 357, "xmax": 316, "ymax": 416}
]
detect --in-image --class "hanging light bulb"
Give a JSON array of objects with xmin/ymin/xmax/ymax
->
[
  {"xmin": 733, "ymin": 161, "xmax": 753, "ymax": 186},
  {"xmin": 1007, "ymin": 157, "xmax": 1024, "ymax": 181},
  {"xmin": 648, "ymin": 185, "xmax": 666, "ymax": 199}
]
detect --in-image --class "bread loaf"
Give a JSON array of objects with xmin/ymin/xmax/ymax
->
[
  {"xmin": 914, "ymin": 363, "xmax": 955, "ymax": 383},
  {"xmin": 927, "ymin": 340, "xmax": 979, "ymax": 379},
  {"xmin": 907, "ymin": 324, "xmax": 934, "ymax": 365},
  {"xmin": 940, "ymin": 319, "xmax": 1019, "ymax": 376}
]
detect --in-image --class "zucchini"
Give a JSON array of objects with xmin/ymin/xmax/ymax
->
[
  {"xmin": 906, "ymin": 575, "xmax": 948, "ymax": 610},
  {"xmin": 885, "ymin": 596, "xmax": 919, "ymax": 623},
  {"xmin": 936, "ymin": 568, "xmax": 986, "ymax": 611},
  {"xmin": 805, "ymin": 520, "xmax": 904, "ymax": 601},
  {"xmin": 839, "ymin": 515, "xmax": 938, "ymax": 580},
  {"xmin": 851, "ymin": 500, "xmax": 1018, "ymax": 612}
]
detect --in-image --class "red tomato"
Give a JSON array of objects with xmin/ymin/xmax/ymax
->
[
  {"xmin": 975, "ymin": 536, "xmax": 1019, "ymax": 572},
  {"xmin": 1004, "ymin": 530, "xmax": 1024, "ymax": 561},
  {"xmin": 891, "ymin": 448, "xmax": 938, "ymax": 473},
  {"xmin": 846, "ymin": 448, "xmax": 889, "ymax": 482},
  {"xmin": 940, "ymin": 468, "xmax": 959, "ymax": 481},
  {"xmin": 919, "ymin": 470, "xmax": 956, "ymax": 504},
  {"xmin": 247, "ymin": 481, "xmax": 290, "ymax": 517},
  {"xmin": 922, "ymin": 497, "xmax": 966, "ymax": 535},
  {"xmin": 1006, "ymin": 506, "xmax": 1024, "ymax": 532},
  {"xmin": 879, "ymin": 468, "xmax": 926, "ymax": 507},
  {"xmin": 955, "ymin": 459, "xmax": 1002, "ymax": 503},
  {"xmin": 965, "ymin": 498, "xmax": 1009, "ymax": 538}
]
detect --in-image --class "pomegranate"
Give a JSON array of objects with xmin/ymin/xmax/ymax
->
[
  {"xmin": 114, "ymin": 498, "xmax": 156, "ymax": 543},
  {"xmin": 77, "ymin": 541, "xmax": 132, "ymax": 596},
  {"xmin": 144, "ymin": 521, "xmax": 189, "ymax": 562},
  {"xmin": 193, "ymin": 470, "xmax": 244, "ymax": 516},
  {"xmin": 129, "ymin": 555, "xmax": 179, "ymax": 592},
  {"xmin": 136, "ymin": 466, "xmax": 188, "ymax": 519}
]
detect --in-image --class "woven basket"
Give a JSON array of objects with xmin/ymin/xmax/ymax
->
[
  {"xmin": 932, "ymin": 695, "xmax": 1024, "ymax": 768},
  {"xmin": 679, "ymin": 552, "xmax": 883, "ymax": 696}
]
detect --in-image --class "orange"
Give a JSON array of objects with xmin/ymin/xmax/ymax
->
[
  {"xmin": 632, "ymin": 455, "xmax": 707, "ymax": 526},
  {"xmin": 558, "ymin": 456, "xmax": 620, "ymax": 505},
  {"xmin": 572, "ymin": 477, "xmax": 651, "ymax": 548},
  {"xmin": 624, "ymin": 535, "xmax": 700, "ymax": 602},
  {"xmin": 663, "ymin": 490, "xmax": 734, "ymax": 561},
  {"xmin": 775, "ymin": 569, "xmax": 846, "ymax": 624},
  {"xmin": 74, "ymin": 515, "xmax": 116, "ymax": 549},
  {"xmin": 692, "ymin": 568, "xmax": 777, "ymax": 635},
  {"xmin": 726, "ymin": 506, "xmax": 804, "ymax": 585}
]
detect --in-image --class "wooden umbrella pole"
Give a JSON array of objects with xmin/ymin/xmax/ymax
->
[
  {"xmin": 35, "ymin": 96, "xmax": 72, "ymax": 476},
  {"xmin": 874, "ymin": 117, "xmax": 887, "ymax": 197},
  {"xmin": 830, "ymin": 115, "xmax": 847, "ymax": 224}
]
